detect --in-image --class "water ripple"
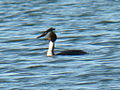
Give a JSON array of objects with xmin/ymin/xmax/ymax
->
[
  {"xmin": 0, "ymin": 0, "xmax": 120, "ymax": 89},
  {"xmin": 3, "ymin": 39, "xmax": 28, "ymax": 43},
  {"xmin": 96, "ymin": 20, "xmax": 120, "ymax": 24}
]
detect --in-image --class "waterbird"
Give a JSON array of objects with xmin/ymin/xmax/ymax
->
[{"xmin": 37, "ymin": 28, "xmax": 87, "ymax": 56}]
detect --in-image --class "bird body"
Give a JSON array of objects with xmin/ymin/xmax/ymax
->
[
  {"xmin": 37, "ymin": 28, "xmax": 87, "ymax": 56},
  {"xmin": 57, "ymin": 50, "xmax": 87, "ymax": 55}
]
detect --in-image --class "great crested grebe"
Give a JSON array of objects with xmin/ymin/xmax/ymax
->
[{"xmin": 37, "ymin": 28, "xmax": 87, "ymax": 56}]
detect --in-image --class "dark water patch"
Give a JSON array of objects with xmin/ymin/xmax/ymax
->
[
  {"xmin": 79, "ymin": 12, "xmax": 95, "ymax": 17},
  {"xmin": 25, "ymin": 12, "xmax": 44, "ymax": 17},
  {"xmin": 23, "ymin": 8, "xmax": 43, "ymax": 14},
  {"xmin": 99, "ymin": 78, "xmax": 113, "ymax": 82},
  {"xmin": 49, "ymin": 75, "xmax": 67, "ymax": 81},
  {"xmin": 91, "ymin": 34, "xmax": 108, "ymax": 37},
  {"xmin": 62, "ymin": 38, "xmax": 83, "ymax": 44},
  {"xmin": 0, "ymin": 78, "xmax": 16, "ymax": 83},
  {"xmin": 0, "ymin": 19, "xmax": 9, "ymax": 23},
  {"xmin": 4, "ymin": 12, "xmax": 22, "ymax": 19},
  {"xmin": 19, "ymin": 23, "xmax": 36, "ymax": 26},
  {"xmin": 1, "ymin": 1, "xmax": 26, "ymax": 4},
  {"xmin": 96, "ymin": 20, "xmax": 120, "ymax": 24},
  {"xmin": 20, "ymin": 52, "xmax": 41, "ymax": 56},
  {"xmin": 3, "ymin": 39, "xmax": 28, "ymax": 43},
  {"xmin": 0, "ymin": 12, "xmax": 6, "ymax": 15},
  {"xmin": 26, "ymin": 65, "xmax": 48, "ymax": 69},
  {"xmin": 10, "ymin": 88, "xmax": 29, "ymax": 90},
  {"xmin": 46, "ymin": 59, "xmax": 75, "ymax": 64},
  {"xmin": 62, "ymin": 3, "xmax": 77, "ymax": 6},
  {"xmin": 75, "ymin": 73, "xmax": 92, "ymax": 79},
  {"xmin": 0, "ymin": 60, "xmax": 13, "ymax": 64},
  {"xmin": 0, "ymin": 66, "xmax": 7, "ymax": 70}
]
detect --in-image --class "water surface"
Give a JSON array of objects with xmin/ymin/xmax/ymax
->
[{"xmin": 0, "ymin": 0, "xmax": 120, "ymax": 90}]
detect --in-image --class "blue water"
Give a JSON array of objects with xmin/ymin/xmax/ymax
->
[{"xmin": 0, "ymin": 0, "xmax": 120, "ymax": 90}]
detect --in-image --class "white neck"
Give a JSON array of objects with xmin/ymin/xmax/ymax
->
[{"xmin": 47, "ymin": 41, "xmax": 55, "ymax": 56}]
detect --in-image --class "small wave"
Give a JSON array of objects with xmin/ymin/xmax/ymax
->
[
  {"xmin": 46, "ymin": 59, "xmax": 75, "ymax": 64},
  {"xmin": 3, "ymin": 39, "xmax": 28, "ymax": 43},
  {"xmin": 96, "ymin": 20, "xmax": 120, "ymax": 24},
  {"xmin": 20, "ymin": 52, "xmax": 40, "ymax": 56},
  {"xmin": 26, "ymin": 65, "xmax": 48, "ymax": 69},
  {"xmin": 19, "ymin": 23, "xmax": 36, "ymax": 26},
  {"xmin": 2, "ymin": 1, "xmax": 25, "ymax": 4}
]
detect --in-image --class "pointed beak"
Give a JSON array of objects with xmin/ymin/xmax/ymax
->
[
  {"xmin": 36, "ymin": 31, "xmax": 48, "ymax": 38},
  {"xmin": 36, "ymin": 27, "xmax": 55, "ymax": 39}
]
